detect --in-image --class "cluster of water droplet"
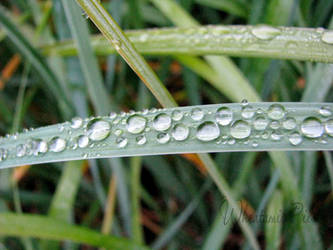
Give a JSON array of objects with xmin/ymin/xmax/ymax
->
[{"xmin": 0, "ymin": 102, "xmax": 333, "ymax": 164}]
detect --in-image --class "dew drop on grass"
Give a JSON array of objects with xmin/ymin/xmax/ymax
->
[
  {"xmin": 71, "ymin": 117, "xmax": 83, "ymax": 129},
  {"xmin": 157, "ymin": 133, "xmax": 170, "ymax": 144},
  {"xmin": 271, "ymin": 131, "xmax": 282, "ymax": 141},
  {"xmin": 282, "ymin": 117, "xmax": 297, "ymax": 130},
  {"xmin": 172, "ymin": 110, "xmax": 183, "ymax": 121},
  {"xmin": 325, "ymin": 119, "xmax": 333, "ymax": 136},
  {"xmin": 321, "ymin": 30, "xmax": 333, "ymax": 44},
  {"xmin": 114, "ymin": 129, "xmax": 123, "ymax": 136},
  {"xmin": 32, "ymin": 139, "xmax": 48, "ymax": 155},
  {"xmin": 241, "ymin": 99, "xmax": 248, "ymax": 106},
  {"xmin": 172, "ymin": 124, "xmax": 189, "ymax": 141},
  {"xmin": 319, "ymin": 106, "xmax": 332, "ymax": 117},
  {"xmin": 190, "ymin": 108, "xmax": 204, "ymax": 121},
  {"xmin": 230, "ymin": 120, "xmax": 251, "ymax": 139},
  {"xmin": 253, "ymin": 116, "xmax": 269, "ymax": 130},
  {"xmin": 127, "ymin": 115, "xmax": 146, "ymax": 134},
  {"xmin": 153, "ymin": 113, "xmax": 171, "ymax": 131},
  {"xmin": 289, "ymin": 132, "xmax": 303, "ymax": 146},
  {"xmin": 49, "ymin": 137, "xmax": 66, "ymax": 153},
  {"xmin": 301, "ymin": 117, "xmax": 324, "ymax": 138},
  {"xmin": 251, "ymin": 25, "xmax": 281, "ymax": 40},
  {"xmin": 252, "ymin": 141, "xmax": 259, "ymax": 147},
  {"xmin": 109, "ymin": 112, "xmax": 117, "ymax": 119},
  {"xmin": 87, "ymin": 119, "xmax": 111, "ymax": 141},
  {"xmin": 267, "ymin": 104, "xmax": 285, "ymax": 120},
  {"xmin": 78, "ymin": 135, "xmax": 89, "ymax": 148},
  {"xmin": 270, "ymin": 121, "xmax": 280, "ymax": 130},
  {"xmin": 16, "ymin": 144, "xmax": 26, "ymax": 157},
  {"xmin": 196, "ymin": 121, "xmax": 220, "ymax": 141},
  {"xmin": 0, "ymin": 149, "xmax": 7, "ymax": 161},
  {"xmin": 136, "ymin": 135, "xmax": 147, "ymax": 145},
  {"xmin": 216, "ymin": 107, "xmax": 233, "ymax": 126},
  {"xmin": 116, "ymin": 137, "xmax": 128, "ymax": 148},
  {"xmin": 241, "ymin": 105, "xmax": 255, "ymax": 119}
]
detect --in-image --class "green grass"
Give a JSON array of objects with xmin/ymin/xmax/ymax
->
[{"xmin": 0, "ymin": 0, "xmax": 332, "ymax": 249}]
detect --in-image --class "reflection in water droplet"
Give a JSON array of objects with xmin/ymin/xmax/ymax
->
[
  {"xmin": 31, "ymin": 139, "xmax": 48, "ymax": 155},
  {"xmin": 253, "ymin": 116, "xmax": 269, "ymax": 130},
  {"xmin": 241, "ymin": 99, "xmax": 248, "ymax": 106},
  {"xmin": 196, "ymin": 122, "xmax": 220, "ymax": 141},
  {"xmin": 301, "ymin": 117, "xmax": 324, "ymax": 138},
  {"xmin": 191, "ymin": 108, "xmax": 204, "ymax": 121},
  {"xmin": 127, "ymin": 115, "xmax": 146, "ymax": 134},
  {"xmin": 116, "ymin": 137, "xmax": 128, "ymax": 148},
  {"xmin": 172, "ymin": 110, "xmax": 183, "ymax": 121},
  {"xmin": 319, "ymin": 106, "xmax": 332, "ymax": 117},
  {"xmin": 136, "ymin": 135, "xmax": 147, "ymax": 145},
  {"xmin": 157, "ymin": 133, "xmax": 170, "ymax": 144},
  {"xmin": 241, "ymin": 106, "xmax": 255, "ymax": 119},
  {"xmin": 289, "ymin": 132, "xmax": 303, "ymax": 146},
  {"xmin": 78, "ymin": 135, "xmax": 89, "ymax": 148},
  {"xmin": 71, "ymin": 117, "xmax": 83, "ymax": 129},
  {"xmin": 325, "ymin": 119, "xmax": 333, "ymax": 136},
  {"xmin": 230, "ymin": 120, "xmax": 251, "ymax": 139},
  {"xmin": 321, "ymin": 30, "xmax": 333, "ymax": 44},
  {"xmin": 268, "ymin": 104, "xmax": 285, "ymax": 120},
  {"xmin": 16, "ymin": 144, "xmax": 26, "ymax": 157},
  {"xmin": 172, "ymin": 124, "xmax": 189, "ymax": 141},
  {"xmin": 153, "ymin": 113, "xmax": 171, "ymax": 131},
  {"xmin": 282, "ymin": 117, "xmax": 297, "ymax": 130},
  {"xmin": 251, "ymin": 25, "xmax": 281, "ymax": 40},
  {"xmin": 49, "ymin": 137, "xmax": 66, "ymax": 152},
  {"xmin": 87, "ymin": 119, "xmax": 111, "ymax": 141},
  {"xmin": 216, "ymin": 107, "xmax": 233, "ymax": 126}
]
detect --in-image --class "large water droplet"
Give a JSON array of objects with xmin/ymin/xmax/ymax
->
[
  {"xmin": 71, "ymin": 117, "xmax": 83, "ymax": 129},
  {"xmin": 49, "ymin": 137, "xmax": 66, "ymax": 152},
  {"xmin": 216, "ymin": 107, "xmax": 233, "ymax": 126},
  {"xmin": 87, "ymin": 119, "xmax": 111, "ymax": 141},
  {"xmin": 116, "ymin": 137, "xmax": 128, "ymax": 148},
  {"xmin": 126, "ymin": 115, "xmax": 146, "ymax": 134},
  {"xmin": 136, "ymin": 135, "xmax": 147, "ymax": 145},
  {"xmin": 241, "ymin": 106, "xmax": 255, "ymax": 119},
  {"xmin": 282, "ymin": 117, "xmax": 297, "ymax": 130},
  {"xmin": 157, "ymin": 133, "xmax": 170, "ymax": 144},
  {"xmin": 289, "ymin": 132, "xmax": 303, "ymax": 146},
  {"xmin": 268, "ymin": 104, "xmax": 285, "ymax": 120},
  {"xmin": 78, "ymin": 135, "xmax": 89, "ymax": 148},
  {"xmin": 253, "ymin": 116, "xmax": 268, "ymax": 130},
  {"xmin": 301, "ymin": 117, "xmax": 324, "ymax": 138},
  {"xmin": 251, "ymin": 25, "xmax": 281, "ymax": 40},
  {"xmin": 321, "ymin": 30, "xmax": 333, "ymax": 44},
  {"xmin": 325, "ymin": 119, "xmax": 333, "ymax": 136},
  {"xmin": 319, "ymin": 106, "xmax": 332, "ymax": 117},
  {"xmin": 172, "ymin": 124, "xmax": 189, "ymax": 141},
  {"xmin": 172, "ymin": 110, "xmax": 183, "ymax": 121},
  {"xmin": 153, "ymin": 113, "xmax": 171, "ymax": 131},
  {"xmin": 191, "ymin": 108, "xmax": 204, "ymax": 121},
  {"xmin": 230, "ymin": 120, "xmax": 251, "ymax": 139},
  {"xmin": 31, "ymin": 139, "xmax": 48, "ymax": 155},
  {"xmin": 196, "ymin": 121, "xmax": 220, "ymax": 141}
]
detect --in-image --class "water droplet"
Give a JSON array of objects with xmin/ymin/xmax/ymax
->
[
  {"xmin": 153, "ymin": 113, "xmax": 172, "ymax": 131},
  {"xmin": 241, "ymin": 99, "xmax": 248, "ymax": 106},
  {"xmin": 251, "ymin": 25, "xmax": 281, "ymax": 40},
  {"xmin": 230, "ymin": 120, "xmax": 251, "ymax": 139},
  {"xmin": 190, "ymin": 108, "xmax": 204, "ymax": 121},
  {"xmin": 271, "ymin": 131, "xmax": 282, "ymax": 141},
  {"xmin": 172, "ymin": 110, "xmax": 184, "ymax": 121},
  {"xmin": 172, "ymin": 124, "xmax": 189, "ymax": 141},
  {"xmin": 282, "ymin": 117, "xmax": 297, "ymax": 130},
  {"xmin": 157, "ymin": 133, "xmax": 170, "ymax": 144},
  {"xmin": 216, "ymin": 107, "xmax": 233, "ymax": 126},
  {"xmin": 241, "ymin": 106, "xmax": 255, "ymax": 119},
  {"xmin": 109, "ymin": 112, "xmax": 117, "ymax": 119},
  {"xmin": 253, "ymin": 116, "xmax": 268, "ymax": 130},
  {"xmin": 71, "ymin": 117, "xmax": 83, "ymax": 129},
  {"xmin": 16, "ymin": 144, "xmax": 26, "ymax": 157},
  {"xmin": 114, "ymin": 129, "xmax": 123, "ymax": 136},
  {"xmin": 196, "ymin": 122, "xmax": 220, "ymax": 141},
  {"xmin": 49, "ymin": 137, "xmax": 66, "ymax": 152},
  {"xmin": 116, "ymin": 137, "xmax": 128, "ymax": 148},
  {"xmin": 136, "ymin": 135, "xmax": 147, "ymax": 145},
  {"xmin": 252, "ymin": 141, "xmax": 259, "ymax": 147},
  {"xmin": 301, "ymin": 117, "xmax": 324, "ymax": 138},
  {"xmin": 319, "ymin": 106, "xmax": 332, "ymax": 117},
  {"xmin": 270, "ymin": 121, "xmax": 280, "ymax": 130},
  {"xmin": 0, "ymin": 148, "xmax": 7, "ymax": 161},
  {"xmin": 268, "ymin": 104, "xmax": 285, "ymax": 120},
  {"xmin": 325, "ymin": 119, "xmax": 333, "ymax": 136},
  {"xmin": 78, "ymin": 135, "xmax": 89, "ymax": 148},
  {"xmin": 126, "ymin": 115, "xmax": 146, "ymax": 134},
  {"xmin": 321, "ymin": 30, "xmax": 333, "ymax": 44},
  {"xmin": 227, "ymin": 138, "xmax": 235, "ymax": 145},
  {"xmin": 31, "ymin": 139, "xmax": 48, "ymax": 155},
  {"xmin": 87, "ymin": 119, "xmax": 111, "ymax": 141},
  {"xmin": 289, "ymin": 132, "xmax": 303, "ymax": 146}
]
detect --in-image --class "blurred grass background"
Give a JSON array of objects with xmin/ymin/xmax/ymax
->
[{"xmin": 0, "ymin": 0, "xmax": 332, "ymax": 249}]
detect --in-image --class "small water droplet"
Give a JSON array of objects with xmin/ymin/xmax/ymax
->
[
  {"xmin": 16, "ymin": 144, "xmax": 26, "ymax": 157},
  {"xmin": 172, "ymin": 110, "xmax": 184, "ymax": 121},
  {"xmin": 227, "ymin": 138, "xmax": 236, "ymax": 145},
  {"xmin": 116, "ymin": 137, "xmax": 128, "ymax": 148},
  {"xmin": 87, "ymin": 119, "xmax": 111, "ymax": 141},
  {"xmin": 301, "ymin": 117, "xmax": 324, "ymax": 138},
  {"xmin": 49, "ymin": 137, "xmax": 66, "ymax": 152},
  {"xmin": 153, "ymin": 113, "xmax": 172, "ymax": 131},
  {"xmin": 196, "ymin": 121, "xmax": 220, "ymax": 141},
  {"xmin": 78, "ymin": 135, "xmax": 89, "ymax": 148},
  {"xmin": 268, "ymin": 104, "xmax": 285, "ymax": 120},
  {"xmin": 230, "ymin": 120, "xmax": 251, "ymax": 139},
  {"xmin": 0, "ymin": 148, "xmax": 7, "ymax": 161},
  {"xmin": 172, "ymin": 124, "xmax": 189, "ymax": 141},
  {"xmin": 282, "ymin": 117, "xmax": 297, "ymax": 130},
  {"xmin": 319, "ymin": 106, "xmax": 332, "ymax": 117},
  {"xmin": 241, "ymin": 99, "xmax": 248, "ymax": 106},
  {"xmin": 216, "ymin": 107, "xmax": 233, "ymax": 126},
  {"xmin": 114, "ymin": 129, "xmax": 123, "ymax": 136},
  {"xmin": 190, "ymin": 108, "xmax": 204, "ymax": 121},
  {"xmin": 127, "ymin": 115, "xmax": 146, "ymax": 134},
  {"xmin": 252, "ymin": 141, "xmax": 259, "ymax": 147},
  {"xmin": 271, "ymin": 131, "xmax": 282, "ymax": 141},
  {"xmin": 289, "ymin": 132, "xmax": 303, "ymax": 146},
  {"xmin": 109, "ymin": 112, "xmax": 117, "ymax": 119},
  {"xmin": 71, "ymin": 117, "xmax": 83, "ymax": 129},
  {"xmin": 253, "ymin": 116, "xmax": 269, "ymax": 130},
  {"xmin": 156, "ymin": 133, "xmax": 170, "ymax": 144},
  {"xmin": 270, "ymin": 121, "xmax": 280, "ymax": 130},
  {"xmin": 321, "ymin": 30, "xmax": 333, "ymax": 44},
  {"xmin": 325, "ymin": 119, "xmax": 333, "ymax": 136},
  {"xmin": 136, "ymin": 135, "xmax": 147, "ymax": 145},
  {"xmin": 241, "ymin": 106, "xmax": 255, "ymax": 119},
  {"xmin": 251, "ymin": 25, "xmax": 281, "ymax": 40}
]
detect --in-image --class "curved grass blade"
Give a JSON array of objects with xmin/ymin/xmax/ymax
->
[{"xmin": 0, "ymin": 213, "xmax": 149, "ymax": 250}]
